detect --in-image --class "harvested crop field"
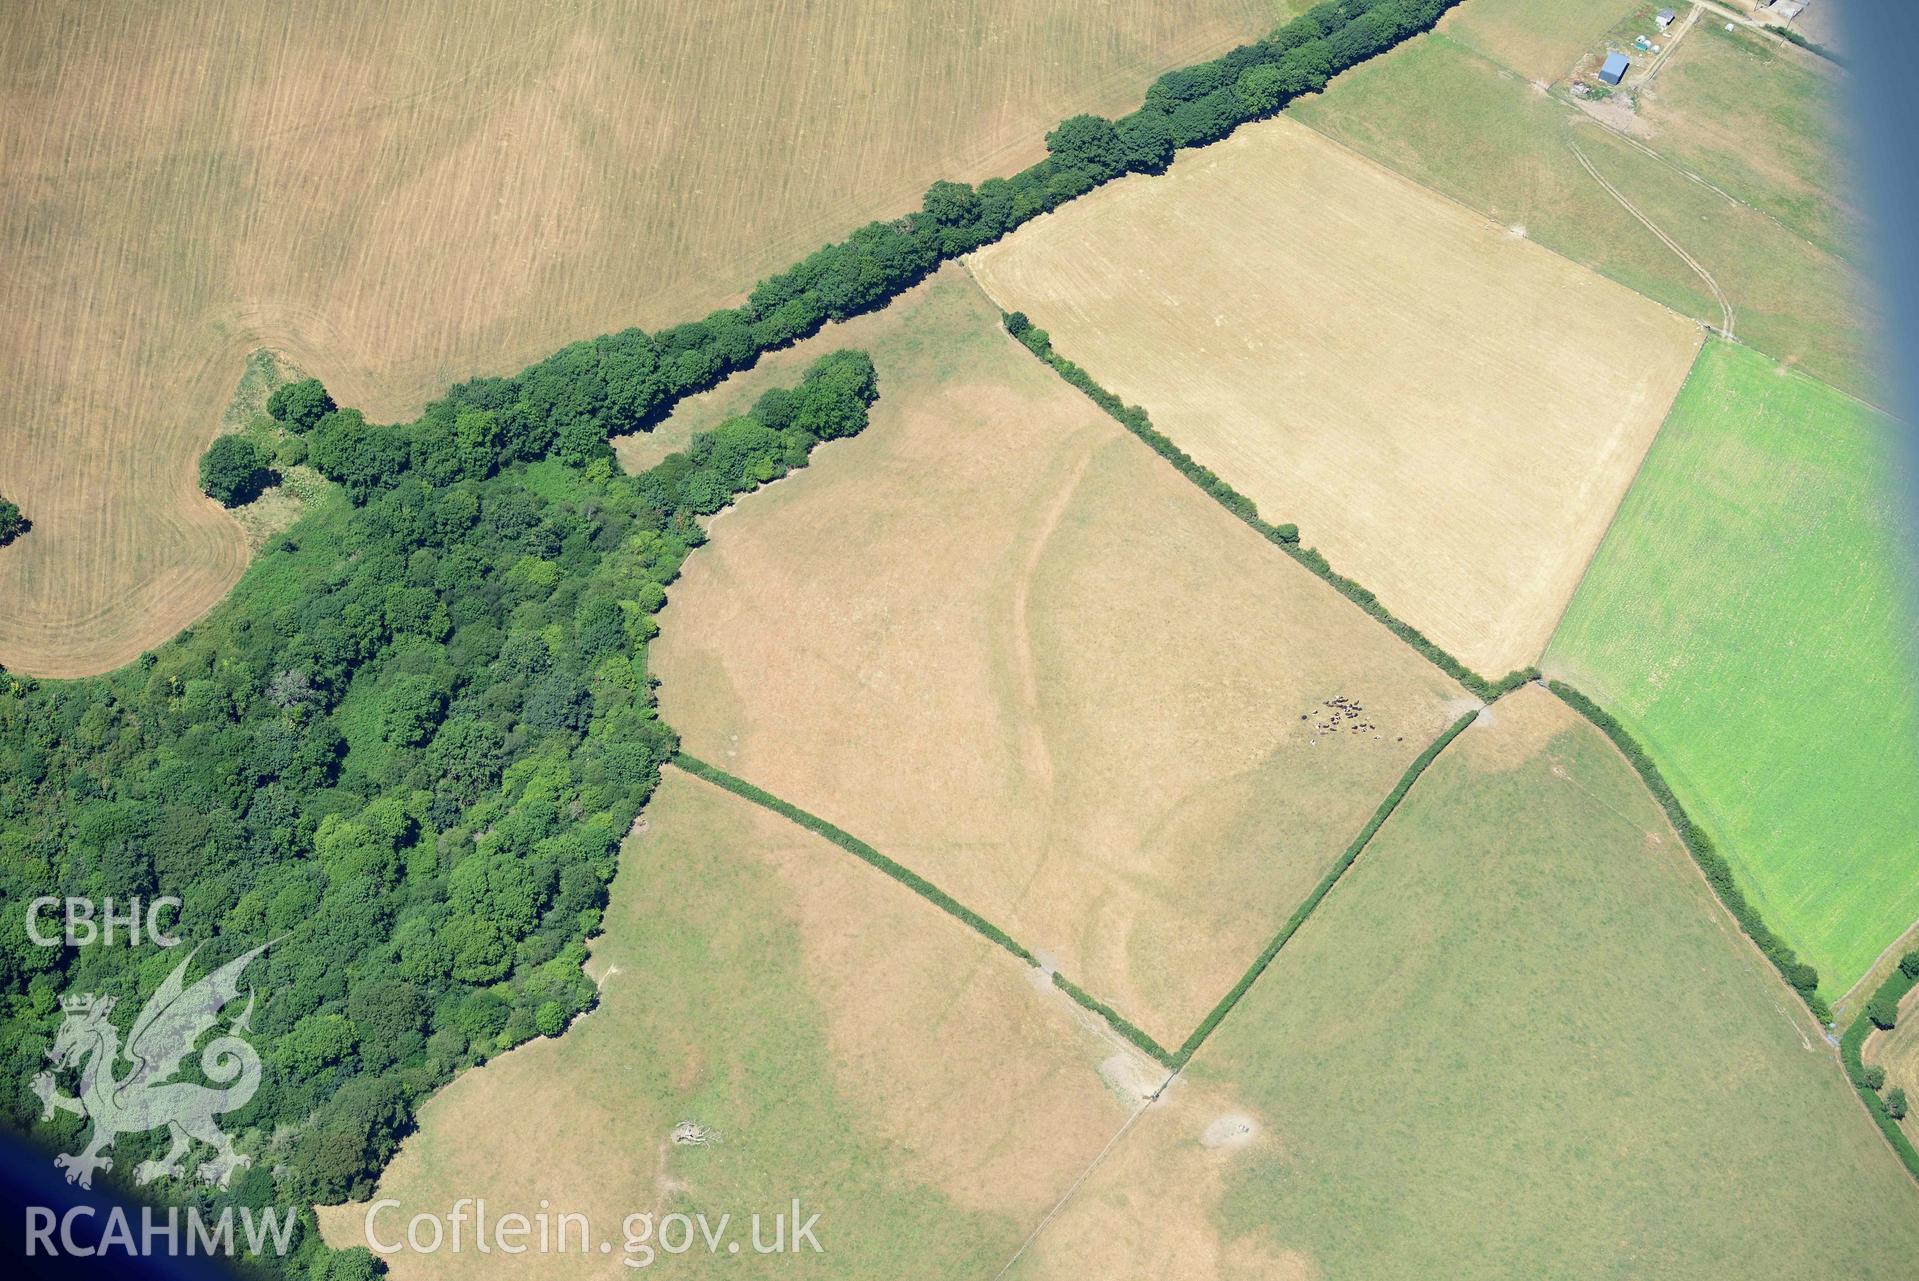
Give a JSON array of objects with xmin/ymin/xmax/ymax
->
[
  {"xmin": 967, "ymin": 116, "xmax": 1699, "ymax": 678},
  {"xmin": 318, "ymin": 767, "xmax": 1144, "ymax": 1278},
  {"xmin": 649, "ymin": 265, "xmax": 1465, "ymax": 1048},
  {"xmin": 0, "ymin": 0, "xmax": 1279, "ymax": 675},
  {"xmin": 1547, "ymin": 340, "xmax": 1919, "ymax": 998},
  {"xmin": 1292, "ymin": 31, "xmax": 1880, "ymax": 399},
  {"xmin": 1010, "ymin": 687, "xmax": 1919, "ymax": 1279}
]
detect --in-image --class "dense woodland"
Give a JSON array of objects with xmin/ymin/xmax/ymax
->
[
  {"xmin": 0, "ymin": 1, "xmax": 1460, "ymax": 1274},
  {"xmin": 0, "ymin": 351, "xmax": 876, "ymax": 1275}
]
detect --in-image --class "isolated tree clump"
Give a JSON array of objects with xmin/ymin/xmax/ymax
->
[
  {"xmin": 1890, "ymin": 1087, "xmax": 1909, "ymax": 1121},
  {"xmin": 0, "ymin": 494, "xmax": 25, "ymax": 546},
  {"xmin": 267, "ymin": 377, "xmax": 337, "ymax": 433},
  {"xmin": 198, "ymin": 433, "xmax": 272, "ymax": 507}
]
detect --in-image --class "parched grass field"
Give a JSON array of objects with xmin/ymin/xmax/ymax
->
[
  {"xmin": 1637, "ymin": 19, "xmax": 1861, "ymax": 261},
  {"xmin": 318, "ymin": 768, "xmax": 1145, "ymax": 1278},
  {"xmin": 1437, "ymin": 0, "xmax": 1644, "ymax": 82},
  {"xmin": 967, "ymin": 117, "xmax": 1699, "ymax": 678},
  {"xmin": 1292, "ymin": 31, "xmax": 1879, "ymax": 398},
  {"xmin": 0, "ymin": 0, "xmax": 1281, "ymax": 676},
  {"xmin": 1012, "ymin": 688, "xmax": 1919, "ymax": 1279},
  {"xmin": 649, "ymin": 265, "xmax": 1465, "ymax": 1047},
  {"xmin": 1547, "ymin": 340, "xmax": 1919, "ymax": 998}
]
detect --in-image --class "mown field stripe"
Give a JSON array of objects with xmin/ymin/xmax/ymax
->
[
  {"xmin": 991, "ymin": 314, "xmax": 1536, "ymax": 703},
  {"xmin": 671, "ymin": 751, "xmax": 1181, "ymax": 1063},
  {"xmin": 1168, "ymin": 708, "xmax": 1480, "ymax": 1068}
]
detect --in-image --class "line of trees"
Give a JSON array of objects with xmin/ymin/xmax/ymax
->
[
  {"xmin": 256, "ymin": 1, "xmax": 1456, "ymax": 521},
  {"xmin": 0, "ymin": 351, "xmax": 877, "ymax": 1276},
  {"xmin": 1841, "ymin": 951, "xmax": 1919, "ymax": 1179},
  {"xmin": 1, "ymin": 2, "xmax": 1462, "ymax": 1272}
]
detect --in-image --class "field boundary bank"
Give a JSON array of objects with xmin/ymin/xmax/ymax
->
[
  {"xmin": 988, "ymin": 310, "xmax": 1535, "ymax": 702},
  {"xmin": 669, "ymin": 752, "xmax": 1179, "ymax": 1064},
  {"xmin": 1842, "ymin": 965, "xmax": 1919, "ymax": 1183},
  {"xmin": 1545, "ymin": 682, "xmax": 1831, "ymax": 1022}
]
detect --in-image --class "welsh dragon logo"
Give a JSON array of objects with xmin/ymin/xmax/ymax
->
[{"xmin": 31, "ymin": 942, "xmax": 270, "ymax": 1189}]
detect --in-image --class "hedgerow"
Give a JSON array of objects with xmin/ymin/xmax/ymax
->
[
  {"xmin": 1051, "ymin": 974, "xmax": 1177, "ymax": 1068},
  {"xmin": 670, "ymin": 754, "xmax": 1036, "ymax": 967},
  {"xmin": 1002, "ymin": 313, "xmax": 1532, "ymax": 701},
  {"xmin": 674, "ymin": 757, "xmax": 1197, "ymax": 1064},
  {"xmin": 2, "ymin": 1, "xmax": 1468, "ymax": 1269},
  {"xmin": 1170, "ymin": 710, "xmax": 1476, "ymax": 1066},
  {"xmin": 1546, "ymin": 681, "xmax": 1830, "ymax": 1022},
  {"xmin": 1840, "ymin": 956, "xmax": 1919, "ymax": 1182}
]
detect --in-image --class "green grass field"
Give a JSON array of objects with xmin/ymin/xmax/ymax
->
[
  {"xmin": 1195, "ymin": 691, "xmax": 1919, "ymax": 1276},
  {"xmin": 1548, "ymin": 340, "xmax": 1919, "ymax": 997},
  {"xmin": 1292, "ymin": 31, "xmax": 1878, "ymax": 399}
]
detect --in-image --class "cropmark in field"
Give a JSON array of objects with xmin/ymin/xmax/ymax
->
[
  {"xmin": 967, "ymin": 116, "xmax": 1699, "ymax": 679},
  {"xmin": 648, "ymin": 265, "xmax": 1465, "ymax": 1050},
  {"xmin": 1009, "ymin": 688, "xmax": 1919, "ymax": 1280},
  {"xmin": 1548, "ymin": 339, "xmax": 1919, "ymax": 998},
  {"xmin": 319, "ymin": 768, "xmax": 1148, "ymax": 1279}
]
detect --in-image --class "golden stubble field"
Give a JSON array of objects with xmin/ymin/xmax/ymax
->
[
  {"xmin": 0, "ymin": 0, "xmax": 1278, "ymax": 675},
  {"xmin": 967, "ymin": 117, "xmax": 1701, "ymax": 678},
  {"xmin": 648, "ymin": 266, "xmax": 1465, "ymax": 1047},
  {"xmin": 320, "ymin": 768, "xmax": 1148, "ymax": 1278}
]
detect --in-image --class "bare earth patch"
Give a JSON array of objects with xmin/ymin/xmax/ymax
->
[
  {"xmin": 1007, "ymin": 1080, "xmax": 1314, "ymax": 1281},
  {"xmin": 967, "ymin": 117, "xmax": 1700, "ymax": 677}
]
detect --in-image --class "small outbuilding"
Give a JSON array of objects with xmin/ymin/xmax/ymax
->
[
  {"xmin": 1655, "ymin": 8, "xmax": 1677, "ymax": 28},
  {"xmin": 1598, "ymin": 52, "xmax": 1630, "ymax": 85}
]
